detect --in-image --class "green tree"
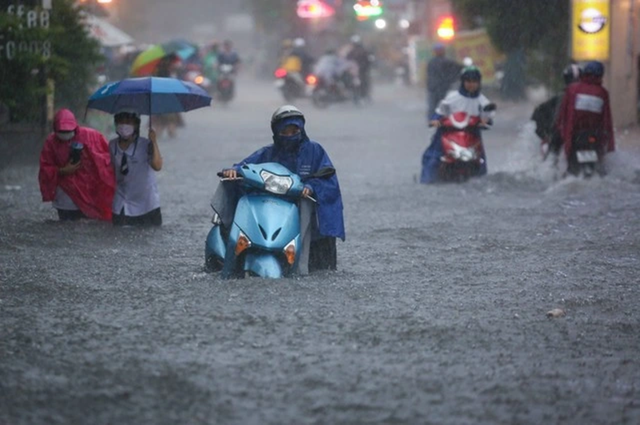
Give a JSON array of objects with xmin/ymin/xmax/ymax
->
[
  {"xmin": 0, "ymin": 0, "xmax": 103, "ymax": 124},
  {"xmin": 245, "ymin": 0, "xmax": 298, "ymax": 35},
  {"xmin": 452, "ymin": 0, "xmax": 570, "ymax": 99}
]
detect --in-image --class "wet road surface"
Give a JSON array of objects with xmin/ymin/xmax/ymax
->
[{"xmin": 1, "ymin": 78, "xmax": 640, "ymax": 424}]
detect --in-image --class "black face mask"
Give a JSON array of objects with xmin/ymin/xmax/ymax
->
[{"xmin": 274, "ymin": 132, "xmax": 304, "ymax": 152}]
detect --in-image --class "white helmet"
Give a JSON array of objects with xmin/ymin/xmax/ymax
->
[
  {"xmin": 293, "ymin": 38, "xmax": 306, "ymax": 48},
  {"xmin": 270, "ymin": 105, "xmax": 305, "ymax": 132},
  {"xmin": 350, "ymin": 34, "xmax": 362, "ymax": 44}
]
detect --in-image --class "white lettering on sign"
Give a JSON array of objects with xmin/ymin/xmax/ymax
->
[
  {"xmin": 3, "ymin": 3, "xmax": 52, "ymax": 60},
  {"xmin": 575, "ymin": 94, "xmax": 604, "ymax": 113}
]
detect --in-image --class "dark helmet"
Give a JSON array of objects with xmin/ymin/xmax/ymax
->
[
  {"xmin": 114, "ymin": 109, "xmax": 141, "ymax": 126},
  {"xmin": 270, "ymin": 104, "xmax": 305, "ymax": 134},
  {"xmin": 562, "ymin": 64, "xmax": 581, "ymax": 85},
  {"xmin": 583, "ymin": 61, "xmax": 604, "ymax": 77},
  {"xmin": 460, "ymin": 65, "xmax": 482, "ymax": 82}
]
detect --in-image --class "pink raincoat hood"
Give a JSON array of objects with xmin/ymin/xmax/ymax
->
[{"xmin": 53, "ymin": 108, "xmax": 79, "ymax": 132}]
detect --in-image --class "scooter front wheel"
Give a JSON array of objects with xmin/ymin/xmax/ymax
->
[{"xmin": 205, "ymin": 254, "xmax": 224, "ymax": 273}]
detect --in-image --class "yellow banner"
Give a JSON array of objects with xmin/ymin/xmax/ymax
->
[
  {"xmin": 452, "ymin": 30, "xmax": 501, "ymax": 85},
  {"xmin": 572, "ymin": 0, "xmax": 610, "ymax": 61}
]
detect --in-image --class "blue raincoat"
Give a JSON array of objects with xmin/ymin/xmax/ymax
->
[
  {"xmin": 420, "ymin": 85, "xmax": 490, "ymax": 184},
  {"xmin": 233, "ymin": 137, "xmax": 346, "ymax": 241}
]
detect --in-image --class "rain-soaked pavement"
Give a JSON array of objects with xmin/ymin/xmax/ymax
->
[{"xmin": 1, "ymin": 77, "xmax": 640, "ymax": 424}]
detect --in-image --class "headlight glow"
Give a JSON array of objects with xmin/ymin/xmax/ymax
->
[{"xmin": 260, "ymin": 170, "xmax": 293, "ymax": 194}]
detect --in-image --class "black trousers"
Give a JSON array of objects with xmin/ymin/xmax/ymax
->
[
  {"xmin": 112, "ymin": 207, "xmax": 162, "ymax": 226},
  {"xmin": 57, "ymin": 209, "xmax": 87, "ymax": 221}
]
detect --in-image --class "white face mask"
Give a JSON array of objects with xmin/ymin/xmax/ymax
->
[
  {"xmin": 56, "ymin": 131, "xmax": 75, "ymax": 141},
  {"xmin": 116, "ymin": 124, "xmax": 135, "ymax": 139}
]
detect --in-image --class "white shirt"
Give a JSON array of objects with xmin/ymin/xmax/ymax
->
[
  {"xmin": 109, "ymin": 136, "xmax": 160, "ymax": 217},
  {"xmin": 436, "ymin": 90, "xmax": 493, "ymax": 125}
]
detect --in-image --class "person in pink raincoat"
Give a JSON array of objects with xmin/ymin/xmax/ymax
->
[{"xmin": 38, "ymin": 109, "xmax": 115, "ymax": 221}]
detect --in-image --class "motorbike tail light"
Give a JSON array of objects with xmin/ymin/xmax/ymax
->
[
  {"xmin": 284, "ymin": 240, "xmax": 296, "ymax": 265},
  {"xmin": 306, "ymin": 74, "xmax": 317, "ymax": 86},
  {"xmin": 588, "ymin": 136, "xmax": 597, "ymax": 144},
  {"xmin": 235, "ymin": 232, "xmax": 252, "ymax": 256},
  {"xmin": 274, "ymin": 68, "xmax": 287, "ymax": 78}
]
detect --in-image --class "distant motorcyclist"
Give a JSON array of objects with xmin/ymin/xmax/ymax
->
[
  {"xmin": 420, "ymin": 66, "xmax": 494, "ymax": 184},
  {"xmin": 290, "ymin": 38, "xmax": 315, "ymax": 77},
  {"xmin": 426, "ymin": 43, "xmax": 463, "ymax": 119},
  {"xmin": 203, "ymin": 41, "xmax": 220, "ymax": 86},
  {"xmin": 555, "ymin": 60, "xmax": 615, "ymax": 175},
  {"xmin": 531, "ymin": 64, "xmax": 580, "ymax": 160},
  {"xmin": 314, "ymin": 49, "xmax": 359, "ymax": 95},
  {"xmin": 218, "ymin": 39, "xmax": 241, "ymax": 73},
  {"xmin": 346, "ymin": 35, "xmax": 374, "ymax": 101}
]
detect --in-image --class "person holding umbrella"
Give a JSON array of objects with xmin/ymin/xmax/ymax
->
[
  {"xmin": 109, "ymin": 110, "xmax": 164, "ymax": 226},
  {"xmin": 88, "ymin": 75, "xmax": 212, "ymax": 225}
]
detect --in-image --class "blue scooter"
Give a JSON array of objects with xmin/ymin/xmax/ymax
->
[{"xmin": 205, "ymin": 162, "xmax": 335, "ymax": 279}]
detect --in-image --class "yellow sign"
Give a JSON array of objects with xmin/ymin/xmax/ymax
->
[
  {"xmin": 452, "ymin": 30, "xmax": 502, "ymax": 85},
  {"xmin": 572, "ymin": 0, "xmax": 610, "ymax": 61}
]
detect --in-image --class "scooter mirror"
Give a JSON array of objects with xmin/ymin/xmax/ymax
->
[{"xmin": 483, "ymin": 103, "xmax": 497, "ymax": 112}]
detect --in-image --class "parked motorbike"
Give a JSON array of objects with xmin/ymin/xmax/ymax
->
[
  {"xmin": 311, "ymin": 73, "xmax": 360, "ymax": 109},
  {"xmin": 435, "ymin": 103, "xmax": 496, "ymax": 182},
  {"xmin": 216, "ymin": 64, "xmax": 235, "ymax": 104},
  {"xmin": 205, "ymin": 162, "xmax": 335, "ymax": 279},
  {"xmin": 274, "ymin": 68, "xmax": 315, "ymax": 102},
  {"xmin": 566, "ymin": 132, "xmax": 604, "ymax": 178}
]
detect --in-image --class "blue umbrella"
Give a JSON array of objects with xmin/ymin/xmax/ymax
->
[{"xmin": 87, "ymin": 77, "xmax": 211, "ymax": 115}]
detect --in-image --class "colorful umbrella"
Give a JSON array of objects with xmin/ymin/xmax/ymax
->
[
  {"xmin": 130, "ymin": 40, "xmax": 197, "ymax": 77},
  {"xmin": 87, "ymin": 77, "xmax": 211, "ymax": 115}
]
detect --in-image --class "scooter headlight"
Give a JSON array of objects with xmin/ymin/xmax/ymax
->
[
  {"xmin": 284, "ymin": 239, "xmax": 296, "ymax": 266},
  {"xmin": 449, "ymin": 142, "xmax": 477, "ymax": 162},
  {"xmin": 260, "ymin": 170, "xmax": 293, "ymax": 195}
]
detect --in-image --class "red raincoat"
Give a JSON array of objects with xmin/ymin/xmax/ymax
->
[
  {"xmin": 556, "ymin": 74, "xmax": 615, "ymax": 156},
  {"xmin": 38, "ymin": 109, "xmax": 115, "ymax": 221}
]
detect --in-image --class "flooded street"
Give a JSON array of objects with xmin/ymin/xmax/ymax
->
[{"xmin": 1, "ymin": 78, "xmax": 640, "ymax": 424}]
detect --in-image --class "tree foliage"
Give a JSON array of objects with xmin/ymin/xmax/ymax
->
[
  {"xmin": 244, "ymin": 0, "xmax": 298, "ymax": 34},
  {"xmin": 0, "ymin": 0, "xmax": 103, "ymax": 123},
  {"xmin": 452, "ymin": 0, "xmax": 570, "ymax": 95}
]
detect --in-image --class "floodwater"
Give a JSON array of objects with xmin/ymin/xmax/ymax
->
[{"xmin": 1, "ymin": 78, "xmax": 639, "ymax": 424}]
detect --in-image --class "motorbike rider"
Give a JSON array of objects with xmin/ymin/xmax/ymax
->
[
  {"xmin": 555, "ymin": 60, "xmax": 615, "ymax": 175},
  {"xmin": 203, "ymin": 41, "xmax": 220, "ymax": 87},
  {"xmin": 531, "ymin": 64, "xmax": 581, "ymax": 160},
  {"xmin": 217, "ymin": 39, "xmax": 241, "ymax": 74},
  {"xmin": 346, "ymin": 35, "xmax": 374, "ymax": 101},
  {"xmin": 313, "ymin": 49, "xmax": 359, "ymax": 97},
  {"xmin": 290, "ymin": 38, "xmax": 315, "ymax": 77},
  {"xmin": 214, "ymin": 105, "xmax": 345, "ymax": 273},
  {"xmin": 420, "ymin": 66, "xmax": 494, "ymax": 184}
]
